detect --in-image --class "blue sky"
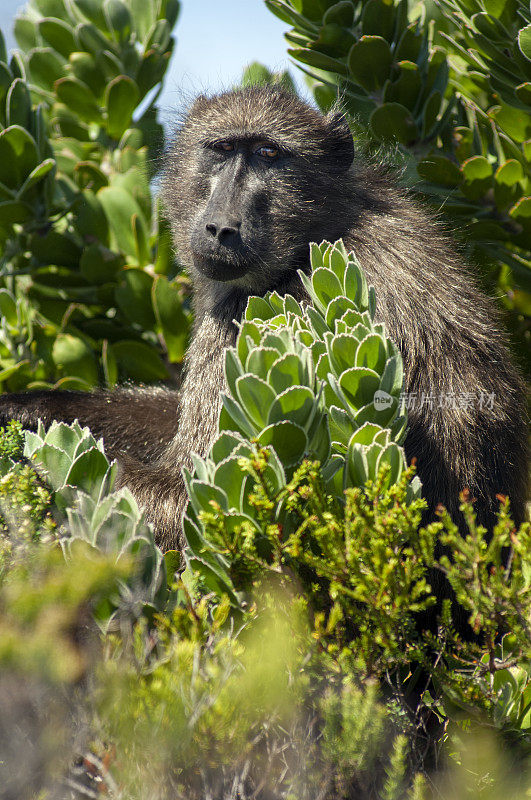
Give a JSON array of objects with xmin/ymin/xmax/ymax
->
[{"xmin": 0, "ymin": 0, "xmax": 310, "ymax": 119}]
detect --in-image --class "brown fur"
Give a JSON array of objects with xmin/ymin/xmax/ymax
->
[{"xmin": 0, "ymin": 86, "xmax": 527, "ymax": 556}]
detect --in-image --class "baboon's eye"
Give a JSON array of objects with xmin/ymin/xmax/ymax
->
[
  {"xmin": 212, "ymin": 141, "xmax": 234, "ymax": 152},
  {"xmin": 256, "ymin": 145, "xmax": 279, "ymax": 160}
]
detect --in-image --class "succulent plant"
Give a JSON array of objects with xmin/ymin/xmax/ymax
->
[
  {"xmin": 0, "ymin": 1, "xmax": 190, "ymax": 394},
  {"xmin": 182, "ymin": 240, "xmax": 421, "ymax": 601},
  {"xmin": 262, "ymin": 0, "xmax": 531, "ymax": 373},
  {"xmin": 23, "ymin": 419, "xmax": 171, "ymax": 627}
]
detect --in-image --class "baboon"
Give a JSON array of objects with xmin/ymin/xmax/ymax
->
[{"xmin": 0, "ymin": 86, "xmax": 527, "ymax": 555}]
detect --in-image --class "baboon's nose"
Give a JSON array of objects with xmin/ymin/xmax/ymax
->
[{"xmin": 205, "ymin": 220, "xmax": 241, "ymax": 245}]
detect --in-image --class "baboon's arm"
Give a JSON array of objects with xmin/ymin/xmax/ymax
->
[{"xmin": 0, "ymin": 386, "xmax": 180, "ymax": 463}]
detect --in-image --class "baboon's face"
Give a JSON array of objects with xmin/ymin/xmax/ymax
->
[
  {"xmin": 163, "ymin": 88, "xmax": 355, "ymax": 290},
  {"xmin": 188, "ymin": 136, "xmax": 291, "ymax": 283}
]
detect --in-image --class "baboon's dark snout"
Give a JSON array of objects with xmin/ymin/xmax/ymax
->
[{"xmin": 205, "ymin": 219, "xmax": 241, "ymax": 246}]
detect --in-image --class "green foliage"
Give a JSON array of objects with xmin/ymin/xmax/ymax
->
[
  {"xmin": 0, "ymin": 1, "xmax": 528, "ymax": 792},
  {"xmin": 264, "ymin": 0, "xmax": 531, "ymax": 370},
  {"xmin": 242, "ymin": 60, "xmax": 297, "ymax": 92},
  {"xmin": 184, "ymin": 240, "xmax": 421, "ymax": 609},
  {"xmin": 0, "ymin": 427, "xmax": 529, "ymax": 796},
  {"xmin": 0, "ymin": 0, "xmax": 190, "ymax": 393},
  {"xmin": 0, "ymin": 419, "xmax": 174, "ymax": 630}
]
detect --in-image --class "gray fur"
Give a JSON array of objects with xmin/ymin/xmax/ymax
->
[{"xmin": 0, "ymin": 86, "xmax": 527, "ymax": 554}]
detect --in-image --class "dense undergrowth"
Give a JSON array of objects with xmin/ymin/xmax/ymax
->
[
  {"xmin": 0, "ymin": 0, "xmax": 529, "ymax": 797},
  {"xmin": 0, "ymin": 242, "xmax": 530, "ymax": 799}
]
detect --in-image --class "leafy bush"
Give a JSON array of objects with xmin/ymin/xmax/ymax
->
[
  {"xmin": 0, "ymin": 238, "xmax": 529, "ymax": 797},
  {"xmin": 0, "ymin": 0, "xmax": 190, "ymax": 394},
  {"xmin": 0, "ymin": 1, "xmax": 529, "ymax": 797},
  {"xmin": 264, "ymin": 0, "xmax": 531, "ymax": 370}
]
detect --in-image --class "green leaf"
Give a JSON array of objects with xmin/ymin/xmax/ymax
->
[
  {"xmin": 361, "ymin": 0, "xmax": 395, "ymax": 40},
  {"xmin": 287, "ymin": 47, "xmax": 349, "ymax": 76},
  {"xmin": 52, "ymin": 333, "xmax": 99, "ymax": 385},
  {"xmin": 257, "ymin": 420, "xmax": 308, "ymax": 467},
  {"xmin": 115, "ymin": 268, "xmax": 155, "ymax": 329},
  {"xmin": 145, "ymin": 19, "xmax": 172, "ymax": 51},
  {"xmin": 6, "ymin": 78, "xmax": 31, "ymax": 129},
  {"xmin": 0, "ymin": 290, "xmax": 18, "ymax": 327},
  {"xmin": 325, "ymin": 296, "xmax": 360, "ymax": 327},
  {"xmin": 236, "ymin": 374, "xmax": 277, "ymax": 429},
  {"xmin": 98, "ymin": 186, "xmax": 144, "ymax": 256},
  {"xmin": 75, "ymin": 0, "xmax": 108, "ymax": 26},
  {"xmin": 29, "ymin": 443, "xmax": 72, "ymax": 490},
  {"xmin": 219, "ymin": 394, "xmax": 256, "ymax": 438},
  {"xmin": 34, "ymin": 0, "xmax": 68, "ymax": 16},
  {"xmin": 0, "ymin": 125, "xmax": 39, "ymax": 188},
  {"xmin": 324, "ymin": 1, "xmax": 355, "ymax": 27},
  {"xmin": 349, "ymin": 421, "xmax": 385, "ymax": 446},
  {"xmin": 461, "ymin": 156, "xmax": 493, "ymax": 201},
  {"xmin": 348, "ymin": 36, "xmax": 392, "ymax": 92},
  {"xmin": 164, "ymin": 550, "xmax": 181, "ymax": 585},
  {"xmin": 111, "ymin": 340, "xmax": 169, "ymax": 381},
  {"xmin": 28, "ymin": 48, "xmax": 65, "ymax": 91},
  {"xmin": 17, "ymin": 158, "xmax": 55, "ymax": 198},
  {"xmin": 127, "ymin": 0, "xmax": 155, "ymax": 39},
  {"xmin": 268, "ymin": 386, "xmax": 316, "ymax": 429},
  {"xmin": 213, "ymin": 457, "xmax": 247, "ymax": 510},
  {"xmin": 55, "ymin": 77, "xmax": 101, "ymax": 123},
  {"xmin": 187, "ymin": 557, "xmax": 240, "ymax": 607},
  {"xmin": 515, "ymin": 82, "xmax": 531, "ymax": 107},
  {"xmin": 73, "ymin": 191, "xmax": 109, "ymax": 243},
  {"xmin": 152, "ymin": 276, "xmax": 189, "ymax": 362},
  {"xmin": 69, "ymin": 52, "xmax": 106, "ymax": 96},
  {"xmin": 376, "ymin": 442, "xmax": 404, "ymax": 485},
  {"xmin": 102, "ymin": 339, "xmax": 118, "ymax": 388},
  {"xmin": 52, "ymin": 104, "xmax": 91, "ymax": 140},
  {"xmin": 74, "ymin": 161, "xmax": 108, "ymax": 192},
  {"xmin": 242, "ymin": 62, "xmax": 273, "ymax": 86},
  {"xmin": 105, "ymin": 76, "xmax": 139, "ymax": 139},
  {"xmin": 346, "ymin": 442, "xmax": 369, "ymax": 487},
  {"xmin": 330, "ymin": 333, "xmax": 358, "ymax": 374},
  {"xmin": 246, "ymin": 346, "xmax": 280, "ymax": 380},
  {"xmin": 370, "ymin": 102, "xmax": 418, "ymax": 145},
  {"xmin": 380, "ymin": 354, "xmax": 403, "ymax": 397},
  {"xmin": 339, "ymin": 366, "xmax": 380, "ymax": 410},
  {"xmin": 66, "ymin": 448, "xmax": 110, "ymax": 496},
  {"xmin": 490, "ymin": 103, "xmax": 531, "ymax": 142},
  {"xmin": 245, "ymin": 295, "xmax": 277, "ymax": 321},
  {"xmin": 494, "ymin": 159, "xmax": 524, "ymax": 209},
  {"xmin": 384, "ymin": 61, "xmax": 421, "ymax": 110},
  {"xmin": 45, "ymin": 422, "xmax": 85, "ymax": 459},
  {"xmin": 76, "ymin": 23, "xmax": 116, "ymax": 58},
  {"xmin": 417, "ymin": 155, "xmax": 462, "ymax": 187},
  {"xmin": 517, "ymin": 24, "xmax": 531, "ymax": 61},
  {"xmin": 509, "ymin": 197, "xmax": 531, "ymax": 220},
  {"xmin": 38, "ymin": 17, "xmax": 77, "ymax": 58},
  {"xmin": 312, "ymin": 267, "xmax": 343, "ymax": 307},
  {"xmin": 0, "ymin": 200, "xmax": 32, "ymax": 224},
  {"xmin": 210, "ymin": 431, "xmax": 242, "ymax": 463},
  {"xmin": 104, "ymin": 0, "xmax": 132, "ymax": 41},
  {"xmin": 189, "ymin": 480, "xmax": 228, "ymax": 516},
  {"xmin": 268, "ymin": 353, "xmax": 307, "ymax": 393},
  {"xmin": 355, "ymin": 333, "xmax": 387, "ymax": 373},
  {"xmin": 14, "ymin": 16, "xmax": 39, "ymax": 51}
]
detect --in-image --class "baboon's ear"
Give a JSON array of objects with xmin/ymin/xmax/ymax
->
[{"xmin": 326, "ymin": 111, "xmax": 354, "ymax": 171}]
